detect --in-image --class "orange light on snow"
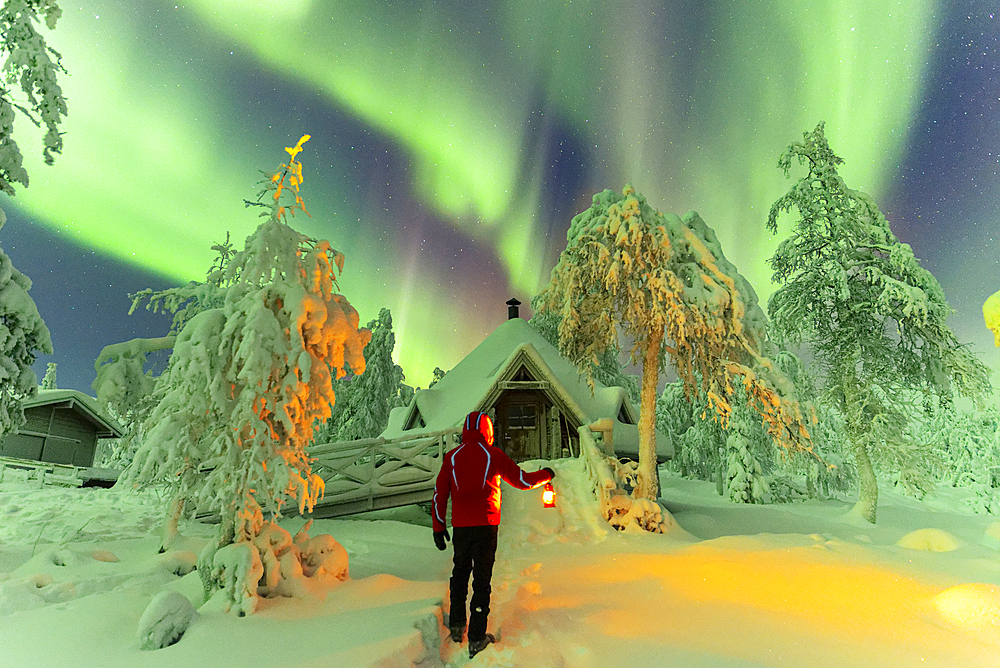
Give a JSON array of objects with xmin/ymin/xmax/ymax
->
[{"xmin": 542, "ymin": 482, "xmax": 555, "ymax": 508}]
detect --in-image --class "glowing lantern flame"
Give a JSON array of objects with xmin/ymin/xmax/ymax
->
[{"xmin": 542, "ymin": 482, "xmax": 555, "ymax": 508}]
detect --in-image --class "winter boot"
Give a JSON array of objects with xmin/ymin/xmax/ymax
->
[
  {"xmin": 449, "ymin": 624, "xmax": 464, "ymax": 643},
  {"xmin": 468, "ymin": 633, "xmax": 495, "ymax": 659}
]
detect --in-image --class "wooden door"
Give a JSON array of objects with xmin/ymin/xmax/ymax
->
[{"xmin": 496, "ymin": 395, "xmax": 543, "ymax": 461}]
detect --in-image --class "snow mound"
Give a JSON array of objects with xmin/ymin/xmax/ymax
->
[
  {"xmin": 206, "ymin": 541, "xmax": 264, "ymax": 616},
  {"xmin": 984, "ymin": 522, "xmax": 1000, "ymax": 544},
  {"xmin": 935, "ymin": 583, "xmax": 1000, "ymax": 632},
  {"xmin": 202, "ymin": 522, "xmax": 351, "ymax": 612},
  {"xmin": 895, "ymin": 528, "xmax": 961, "ymax": 552},
  {"xmin": 137, "ymin": 590, "xmax": 197, "ymax": 650},
  {"xmin": 155, "ymin": 549, "xmax": 198, "ymax": 577},
  {"xmin": 300, "ymin": 533, "xmax": 349, "ymax": 580},
  {"xmin": 0, "ymin": 571, "xmax": 78, "ymax": 615},
  {"xmin": 0, "ymin": 573, "xmax": 53, "ymax": 616}
]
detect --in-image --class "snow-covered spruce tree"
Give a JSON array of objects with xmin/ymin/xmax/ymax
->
[
  {"xmin": 656, "ymin": 378, "xmax": 774, "ymax": 503},
  {"xmin": 0, "ymin": 0, "xmax": 67, "ymax": 196},
  {"xmin": 92, "ymin": 336, "xmax": 174, "ymax": 470},
  {"xmin": 0, "ymin": 209, "xmax": 51, "ymax": 438},
  {"xmin": 722, "ymin": 382, "xmax": 774, "ymax": 503},
  {"xmin": 766, "ymin": 350, "xmax": 855, "ymax": 501},
  {"xmin": 125, "ymin": 136, "xmax": 370, "ymax": 613},
  {"xmin": 929, "ymin": 404, "xmax": 1000, "ymax": 514},
  {"xmin": 428, "ymin": 366, "xmax": 447, "ymax": 388},
  {"xmin": 0, "ymin": 1, "xmax": 65, "ymax": 437},
  {"xmin": 93, "ymin": 239, "xmax": 235, "ymax": 471},
  {"xmin": 725, "ymin": 427, "xmax": 768, "ymax": 503},
  {"xmin": 536, "ymin": 184, "xmax": 811, "ymax": 502},
  {"xmin": 313, "ymin": 307, "xmax": 408, "ymax": 443},
  {"xmin": 766, "ymin": 122, "xmax": 992, "ymax": 523},
  {"xmin": 40, "ymin": 361, "xmax": 55, "ymax": 388},
  {"xmin": 529, "ymin": 306, "xmax": 640, "ymax": 403}
]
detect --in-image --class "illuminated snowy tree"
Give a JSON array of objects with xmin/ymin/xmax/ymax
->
[
  {"xmin": 314, "ymin": 307, "xmax": 409, "ymax": 443},
  {"xmin": 767, "ymin": 122, "xmax": 991, "ymax": 523},
  {"xmin": 529, "ymin": 307, "xmax": 639, "ymax": 403},
  {"xmin": 985, "ymin": 290, "xmax": 1000, "ymax": 347},
  {"xmin": 125, "ymin": 137, "xmax": 370, "ymax": 613},
  {"xmin": 536, "ymin": 185, "xmax": 811, "ymax": 501}
]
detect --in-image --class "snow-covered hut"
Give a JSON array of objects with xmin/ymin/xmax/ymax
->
[
  {"xmin": 381, "ymin": 309, "xmax": 672, "ymax": 463},
  {"xmin": 0, "ymin": 389, "xmax": 122, "ymax": 468}
]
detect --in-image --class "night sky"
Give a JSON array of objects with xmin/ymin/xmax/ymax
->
[{"xmin": 1, "ymin": 1, "xmax": 997, "ymax": 405}]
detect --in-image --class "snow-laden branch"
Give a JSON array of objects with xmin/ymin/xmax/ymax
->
[{"xmin": 0, "ymin": 0, "xmax": 67, "ymax": 195}]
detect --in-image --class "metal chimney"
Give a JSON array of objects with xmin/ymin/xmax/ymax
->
[{"xmin": 506, "ymin": 297, "xmax": 521, "ymax": 320}]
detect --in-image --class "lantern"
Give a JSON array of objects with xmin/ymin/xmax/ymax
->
[{"xmin": 542, "ymin": 481, "xmax": 555, "ymax": 508}]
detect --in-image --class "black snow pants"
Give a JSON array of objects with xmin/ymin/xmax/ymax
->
[{"xmin": 449, "ymin": 525, "xmax": 499, "ymax": 642}]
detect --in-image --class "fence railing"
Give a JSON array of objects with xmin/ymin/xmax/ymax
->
[
  {"xmin": 307, "ymin": 428, "xmax": 461, "ymax": 518},
  {"xmin": 579, "ymin": 426, "xmax": 623, "ymax": 513},
  {"xmin": 0, "ymin": 455, "xmax": 87, "ymax": 487}
]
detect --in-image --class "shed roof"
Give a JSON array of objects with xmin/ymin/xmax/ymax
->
[{"xmin": 23, "ymin": 389, "xmax": 124, "ymax": 439}]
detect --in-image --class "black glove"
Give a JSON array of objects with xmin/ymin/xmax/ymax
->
[
  {"xmin": 434, "ymin": 529, "xmax": 450, "ymax": 551},
  {"xmin": 541, "ymin": 467, "xmax": 555, "ymax": 480}
]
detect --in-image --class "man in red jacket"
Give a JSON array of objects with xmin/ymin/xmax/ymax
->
[{"xmin": 432, "ymin": 410, "xmax": 554, "ymax": 659}]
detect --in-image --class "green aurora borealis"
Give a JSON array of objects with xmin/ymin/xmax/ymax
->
[{"xmin": 2, "ymin": 0, "xmax": 998, "ymax": 401}]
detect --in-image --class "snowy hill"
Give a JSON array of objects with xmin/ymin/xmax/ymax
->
[{"xmin": 3, "ymin": 457, "xmax": 1000, "ymax": 666}]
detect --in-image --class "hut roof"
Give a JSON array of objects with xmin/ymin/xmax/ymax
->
[{"xmin": 382, "ymin": 317, "xmax": 672, "ymax": 460}]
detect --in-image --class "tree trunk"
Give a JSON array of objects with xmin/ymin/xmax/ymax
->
[
  {"xmin": 160, "ymin": 495, "xmax": 185, "ymax": 552},
  {"xmin": 852, "ymin": 439, "xmax": 879, "ymax": 523},
  {"xmin": 842, "ymin": 374, "xmax": 878, "ymax": 523},
  {"xmin": 634, "ymin": 329, "xmax": 663, "ymax": 500}
]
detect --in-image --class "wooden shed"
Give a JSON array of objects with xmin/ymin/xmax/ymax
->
[{"xmin": 0, "ymin": 390, "xmax": 122, "ymax": 468}]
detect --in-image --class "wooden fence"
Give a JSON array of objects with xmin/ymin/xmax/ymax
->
[
  {"xmin": 0, "ymin": 455, "xmax": 120, "ymax": 488},
  {"xmin": 0, "ymin": 455, "xmax": 84, "ymax": 487},
  {"xmin": 307, "ymin": 428, "xmax": 461, "ymax": 518}
]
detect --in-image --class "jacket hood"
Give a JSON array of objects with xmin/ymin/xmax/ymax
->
[{"xmin": 462, "ymin": 411, "xmax": 494, "ymax": 447}]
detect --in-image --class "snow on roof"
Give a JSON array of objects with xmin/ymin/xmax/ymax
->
[
  {"xmin": 382, "ymin": 317, "xmax": 671, "ymax": 459},
  {"xmin": 23, "ymin": 389, "xmax": 124, "ymax": 438}
]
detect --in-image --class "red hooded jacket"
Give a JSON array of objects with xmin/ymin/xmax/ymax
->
[{"xmin": 432, "ymin": 411, "xmax": 552, "ymax": 532}]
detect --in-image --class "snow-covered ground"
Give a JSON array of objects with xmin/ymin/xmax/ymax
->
[{"xmin": 3, "ymin": 456, "xmax": 1000, "ymax": 667}]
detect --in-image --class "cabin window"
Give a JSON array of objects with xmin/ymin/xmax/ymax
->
[{"xmin": 507, "ymin": 404, "xmax": 537, "ymax": 429}]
